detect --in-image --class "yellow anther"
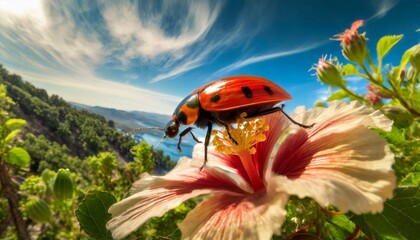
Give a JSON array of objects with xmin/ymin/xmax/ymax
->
[{"xmin": 212, "ymin": 114, "xmax": 269, "ymax": 155}]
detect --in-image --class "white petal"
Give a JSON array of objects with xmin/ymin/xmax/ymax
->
[
  {"xmin": 107, "ymin": 188, "xmax": 212, "ymax": 240},
  {"xmin": 291, "ymin": 101, "xmax": 392, "ymax": 132},
  {"xmin": 108, "ymin": 155, "xmax": 251, "ymax": 239},
  {"xmin": 179, "ymin": 189, "xmax": 288, "ymax": 240},
  {"xmin": 272, "ymin": 102, "xmax": 395, "ymax": 214}
]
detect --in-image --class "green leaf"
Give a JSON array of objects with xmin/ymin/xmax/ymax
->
[
  {"xmin": 400, "ymin": 47, "xmax": 414, "ymax": 70},
  {"xmin": 5, "ymin": 118, "xmax": 26, "ymax": 130},
  {"xmin": 323, "ymin": 215, "xmax": 355, "ymax": 239},
  {"xmin": 6, "ymin": 147, "xmax": 31, "ymax": 167},
  {"xmin": 327, "ymin": 90, "xmax": 348, "ymax": 101},
  {"xmin": 413, "ymin": 161, "xmax": 420, "ymax": 172},
  {"xmin": 4, "ymin": 129, "xmax": 21, "ymax": 143},
  {"xmin": 351, "ymin": 186, "xmax": 420, "ymax": 239},
  {"xmin": 53, "ymin": 169, "xmax": 74, "ymax": 201},
  {"xmin": 25, "ymin": 199, "xmax": 52, "ymax": 224},
  {"xmin": 341, "ymin": 64, "xmax": 359, "ymax": 76},
  {"xmin": 400, "ymin": 173, "xmax": 420, "ymax": 187},
  {"xmin": 377, "ymin": 35, "xmax": 403, "ymax": 61},
  {"xmin": 377, "ymin": 127, "xmax": 407, "ymax": 147},
  {"xmin": 76, "ymin": 190, "xmax": 116, "ymax": 239}
]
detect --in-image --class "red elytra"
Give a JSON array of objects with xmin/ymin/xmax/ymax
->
[{"xmin": 135, "ymin": 76, "xmax": 313, "ymax": 169}]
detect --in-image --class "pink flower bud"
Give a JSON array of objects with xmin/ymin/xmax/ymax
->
[
  {"xmin": 315, "ymin": 57, "xmax": 345, "ymax": 87},
  {"xmin": 367, "ymin": 83, "xmax": 393, "ymax": 99},
  {"xmin": 336, "ymin": 20, "xmax": 368, "ymax": 64}
]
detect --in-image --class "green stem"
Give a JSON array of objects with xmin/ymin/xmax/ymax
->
[
  {"xmin": 342, "ymin": 86, "xmax": 367, "ymax": 103},
  {"xmin": 355, "ymin": 72, "xmax": 369, "ymax": 80},
  {"xmin": 366, "ymin": 54, "xmax": 378, "ymax": 73},
  {"xmin": 410, "ymin": 69, "xmax": 419, "ymax": 106},
  {"xmin": 0, "ymin": 159, "xmax": 30, "ymax": 240},
  {"xmin": 389, "ymin": 79, "xmax": 420, "ymax": 117},
  {"xmin": 360, "ymin": 63, "xmax": 382, "ymax": 86}
]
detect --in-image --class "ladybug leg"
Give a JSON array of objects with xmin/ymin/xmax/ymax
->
[
  {"xmin": 200, "ymin": 122, "xmax": 213, "ymax": 170},
  {"xmin": 189, "ymin": 132, "xmax": 202, "ymax": 144},
  {"xmin": 177, "ymin": 127, "xmax": 194, "ymax": 152},
  {"xmin": 224, "ymin": 123, "xmax": 238, "ymax": 145},
  {"xmin": 212, "ymin": 119, "xmax": 238, "ymax": 145},
  {"xmin": 245, "ymin": 104, "xmax": 315, "ymax": 128}
]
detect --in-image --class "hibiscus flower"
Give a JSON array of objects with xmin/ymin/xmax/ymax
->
[{"xmin": 107, "ymin": 101, "xmax": 395, "ymax": 240}]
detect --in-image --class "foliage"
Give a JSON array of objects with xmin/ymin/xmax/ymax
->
[
  {"xmin": 302, "ymin": 23, "xmax": 420, "ymax": 239},
  {"xmin": 129, "ymin": 141, "xmax": 155, "ymax": 175},
  {"xmin": 76, "ymin": 190, "xmax": 116, "ymax": 239},
  {"xmin": 0, "ymin": 66, "xmax": 177, "ymax": 239},
  {"xmin": 0, "ymin": 70, "xmax": 136, "ymax": 160},
  {"xmin": 0, "ymin": 84, "xmax": 31, "ymax": 239}
]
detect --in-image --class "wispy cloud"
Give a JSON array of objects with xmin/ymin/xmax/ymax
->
[
  {"xmin": 102, "ymin": 1, "xmax": 221, "ymax": 61},
  {"xmin": 9, "ymin": 66, "xmax": 181, "ymax": 114},
  {"xmin": 0, "ymin": 0, "xmax": 225, "ymax": 113},
  {"xmin": 212, "ymin": 41, "xmax": 328, "ymax": 77},
  {"xmin": 367, "ymin": 0, "xmax": 399, "ymax": 21},
  {"xmin": 0, "ymin": 0, "xmax": 273, "ymax": 97},
  {"xmin": 315, "ymin": 87, "xmax": 331, "ymax": 102}
]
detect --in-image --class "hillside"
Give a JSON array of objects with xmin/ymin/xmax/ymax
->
[
  {"xmin": 71, "ymin": 103, "xmax": 200, "ymax": 160},
  {"xmin": 0, "ymin": 64, "xmax": 176, "ymax": 174},
  {"xmin": 70, "ymin": 102, "xmax": 169, "ymax": 131}
]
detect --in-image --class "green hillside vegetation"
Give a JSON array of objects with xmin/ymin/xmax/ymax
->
[{"xmin": 0, "ymin": 64, "xmax": 180, "ymax": 239}]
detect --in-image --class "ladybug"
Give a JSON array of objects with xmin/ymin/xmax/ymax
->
[{"xmin": 161, "ymin": 75, "xmax": 313, "ymax": 168}]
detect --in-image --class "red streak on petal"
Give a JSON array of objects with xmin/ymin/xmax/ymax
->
[
  {"xmin": 169, "ymin": 169, "xmax": 248, "ymax": 194},
  {"xmin": 272, "ymin": 128, "xmax": 311, "ymax": 177},
  {"xmin": 238, "ymin": 149, "xmax": 265, "ymax": 192},
  {"xmin": 213, "ymin": 153, "xmax": 253, "ymax": 187}
]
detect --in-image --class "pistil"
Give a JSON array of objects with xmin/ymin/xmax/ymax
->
[{"xmin": 212, "ymin": 114, "xmax": 268, "ymax": 191}]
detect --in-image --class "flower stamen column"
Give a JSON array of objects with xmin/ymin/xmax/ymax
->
[{"xmin": 212, "ymin": 114, "xmax": 268, "ymax": 192}]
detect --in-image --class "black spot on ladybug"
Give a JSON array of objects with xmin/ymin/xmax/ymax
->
[
  {"xmin": 264, "ymin": 86, "xmax": 273, "ymax": 95},
  {"xmin": 186, "ymin": 94, "xmax": 199, "ymax": 108},
  {"xmin": 241, "ymin": 86, "xmax": 253, "ymax": 99},
  {"xmin": 177, "ymin": 111, "xmax": 188, "ymax": 124},
  {"xmin": 211, "ymin": 94, "xmax": 220, "ymax": 103}
]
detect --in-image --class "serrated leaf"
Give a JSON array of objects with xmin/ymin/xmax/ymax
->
[
  {"xmin": 342, "ymin": 64, "xmax": 359, "ymax": 76},
  {"xmin": 5, "ymin": 118, "xmax": 26, "ymax": 130},
  {"xmin": 377, "ymin": 35, "xmax": 403, "ymax": 61},
  {"xmin": 377, "ymin": 127, "xmax": 407, "ymax": 147},
  {"xmin": 351, "ymin": 186, "xmax": 420, "ymax": 240},
  {"xmin": 76, "ymin": 190, "xmax": 116, "ymax": 239},
  {"xmin": 327, "ymin": 90, "xmax": 348, "ymax": 101},
  {"xmin": 6, "ymin": 147, "xmax": 31, "ymax": 167}
]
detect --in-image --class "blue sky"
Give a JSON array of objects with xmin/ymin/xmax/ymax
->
[{"xmin": 0, "ymin": 0, "xmax": 419, "ymax": 115}]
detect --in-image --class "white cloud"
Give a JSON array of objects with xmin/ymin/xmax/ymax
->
[
  {"xmin": 212, "ymin": 41, "xmax": 327, "ymax": 77},
  {"xmin": 315, "ymin": 87, "xmax": 331, "ymax": 102},
  {"xmin": 102, "ymin": 1, "xmax": 221, "ymax": 60},
  {"xmin": 0, "ymin": 0, "xmax": 288, "ymax": 113},
  {"xmin": 367, "ymin": 0, "xmax": 398, "ymax": 21},
  {"xmin": 11, "ymin": 68, "xmax": 181, "ymax": 114},
  {"xmin": 0, "ymin": 0, "xmax": 104, "ymax": 76}
]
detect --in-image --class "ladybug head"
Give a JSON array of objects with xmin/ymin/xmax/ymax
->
[{"xmin": 164, "ymin": 120, "xmax": 179, "ymax": 138}]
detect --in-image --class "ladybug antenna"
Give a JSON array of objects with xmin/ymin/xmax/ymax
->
[
  {"xmin": 154, "ymin": 134, "xmax": 166, "ymax": 151},
  {"xmin": 128, "ymin": 127, "xmax": 164, "ymax": 135}
]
